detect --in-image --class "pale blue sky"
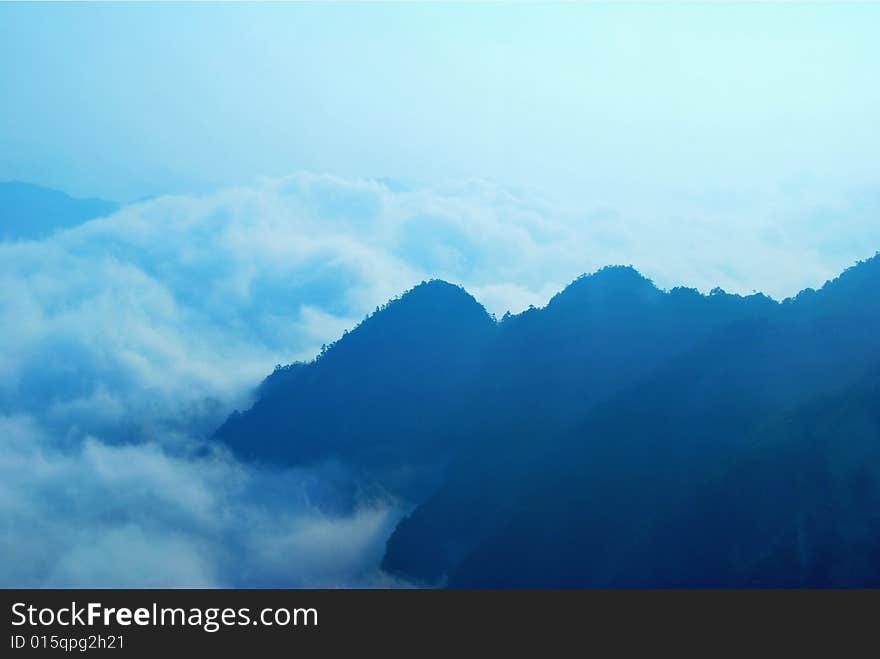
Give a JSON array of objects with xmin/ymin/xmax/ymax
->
[{"xmin": 2, "ymin": 2, "xmax": 879, "ymax": 203}]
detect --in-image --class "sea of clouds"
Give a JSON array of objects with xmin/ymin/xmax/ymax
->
[{"xmin": 2, "ymin": 171, "xmax": 878, "ymax": 586}]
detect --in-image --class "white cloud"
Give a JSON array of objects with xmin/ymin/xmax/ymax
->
[{"xmin": 0, "ymin": 415, "xmax": 404, "ymax": 587}]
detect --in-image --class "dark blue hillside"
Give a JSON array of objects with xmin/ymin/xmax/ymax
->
[
  {"xmin": 383, "ymin": 267, "xmax": 778, "ymax": 582},
  {"xmin": 439, "ymin": 254, "xmax": 880, "ymax": 587},
  {"xmin": 214, "ymin": 280, "xmax": 496, "ymax": 497},
  {"xmin": 214, "ymin": 253, "xmax": 880, "ymax": 587}
]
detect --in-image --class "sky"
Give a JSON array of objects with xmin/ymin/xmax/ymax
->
[
  {"xmin": 2, "ymin": 2, "xmax": 880, "ymax": 587},
  {"xmin": 2, "ymin": 2, "xmax": 879, "ymax": 203}
]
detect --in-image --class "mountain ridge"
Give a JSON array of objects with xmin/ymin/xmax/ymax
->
[
  {"xmin": 213, "ymin": 253, "xmax": 880, "ymax": 587},
  {"xmin": 0, "ymin": 180, "xmax": 119, "ymax": 241}
]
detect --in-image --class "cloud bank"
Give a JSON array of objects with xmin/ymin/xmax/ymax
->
[
  {"xmin": 1, "ymin": 171, "xmax": 878, "ymax": 586},
  {"xmin": 0, "ymin": 414, "xmax": 404, "ymax": 587}
]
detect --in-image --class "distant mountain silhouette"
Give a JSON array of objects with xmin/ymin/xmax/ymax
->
[
  {"xmin": 214, "ymin": 254, "xmax": 880, "ymax": 587},
  {"xmin": 1, "ymin": 181, "xmax": 118, "ymax": 241}
]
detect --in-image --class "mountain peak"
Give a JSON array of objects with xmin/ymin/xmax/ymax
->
[
  {"xmin": 214, "ymin": 283, "xmax": 495, "ymax": 485},
  {"xmin": 589, "ymin": 264, "xmax": 652, "ymax": 285},
  {"xmin": 402, "ymin": 278, "xmax": 472, "ymax": 300},
  {"xmin": 377, "ymin": 279, "xmax": 492, "ymax": 321},
  {"xmin": 548, "ymin": 265, "xmax": 660, "ymax": 310},
  {"xmin": 309, "ymin": 278, "xmax": 494, "ymax": 368}
]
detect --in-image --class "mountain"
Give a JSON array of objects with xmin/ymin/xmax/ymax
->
[
  {"xmin": 446, "ymin": 371, "xmax": 880, "ymax": 587},
  {"xmin": 416, "ymin": 256, "xmax": 880, "ymax": 587},
  {"xmin": 214, "ymin": 280, "xmax": 496, "ymax": 497},
  {"xmin": 382, "ymin": 268, "xmax": 780, "ymax": 583},
  {"xmin": 213, "ymin": 254, "xmax": 880, "ymax": 587},
  {"xmin": 0, "ymin": 181, "xmax": 118, "ymax": 241}
]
